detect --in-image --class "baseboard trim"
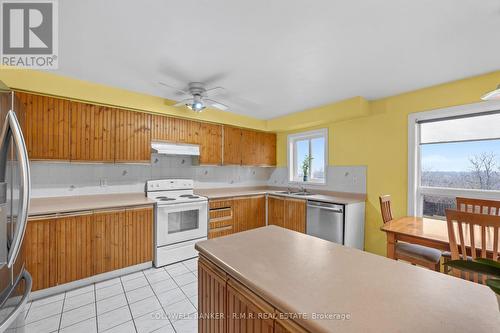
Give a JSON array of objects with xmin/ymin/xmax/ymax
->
[{"xmin": 29, "ymin": 262, "xmax": 153, "ymax": 301}]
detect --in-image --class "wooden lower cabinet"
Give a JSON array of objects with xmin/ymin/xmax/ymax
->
[
  {"xmin": 25, "ymin": 206, "xmax": 153, "ymax": 291},
  {"xmin": 55, "ymin": 212, "xmax": 94, "ymax": 285},
  {"xmin": 198, "ymin": 255, "xmax": 309, "ymax": 333},
  {"xmin": 268, "ymin": 196, "xmax": 306, "ymax": 233},
  {"xmin": 233, "ymin": 196, "xmax": 266, "ymax": 233}
]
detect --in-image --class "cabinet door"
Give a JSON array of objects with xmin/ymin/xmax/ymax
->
[
  {"xmin": 223, "ymin": 126, "xmax": 242, "ymax": 165},
  {"xmin": 70, "ymin": 102, "xmax": 115, "ymax": 162},
  {"xmin": 199, "ymin": 122, "xmax": 222, "ymax": 165},
  {"xmin": 25, "ymin": 218, "xmax": 57, "ymax": 291},
  {"xmin": 16, "ymin": 92, "xmax": 70, "ymax": 160},
  {"xmin": 284, "ymin": 198, "xmax": 306, "ymax": 233},
  {"xmin": 227, "ymin": 278, "xmax": 274, "ymax": 333},
  {"xmin": 241, "ymin": 129, "xmax": 259, "ymax": 166},
  {"xmin": 268, "ymin": 196, "xmax": 285, "ymax": 228},
  {"xmin": 124, "ymin": 207, "xmax": 153, "ymax": 267},
  {"xmin": 56, "ymin": 213, "xmax": 94, "ymax": 285},
  {"xmin": 198, "ymin": 256, "xmax": 227, "ymax": 333},
  {"xmin": 93, "ymin": 209, "xmax": 127, "ymax": 274},
  {"xmin": 233, "ymin": 196, "xmax": 266, "ymax": 233},
  {"xmin": 259, "ymin": 132, "xmax": 276, "ymax": 166},
  {"xmin": 115, "ymin": 109, "xmax": 151, "ymax": 162}
]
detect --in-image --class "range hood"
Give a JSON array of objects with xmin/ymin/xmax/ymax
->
[{"xmin": 151, "ymin": 141, "xmax": 200, "ymax": 156}]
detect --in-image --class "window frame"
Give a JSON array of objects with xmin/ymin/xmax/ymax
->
[
  {"xmin": 287, "ymin": 128, "xmax": 328, "ymax": 185},
  {"xmin": 408, "ymin": 100, "xmax": 500, "ymax": 216}
]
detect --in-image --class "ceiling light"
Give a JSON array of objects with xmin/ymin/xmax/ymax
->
[{"xmin": 481, "ymin": 84, "xmax": 500, "ymax": 101}]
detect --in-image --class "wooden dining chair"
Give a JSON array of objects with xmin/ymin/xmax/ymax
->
[
  {"xmin": 445, "ymin": 209, "xmax": 500, "ymax": 283},
  {"xmin": 456, "ymin": 197, "xmax": 500, "ymax": 215},
  {"xmin": 379, "ymin": 195, "xmax": 442, "ymax": 271}
]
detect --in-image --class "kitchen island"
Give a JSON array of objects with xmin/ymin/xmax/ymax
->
[{"xmin": 195, "ymin": 226, "xmax": 499, "ymax": 333}]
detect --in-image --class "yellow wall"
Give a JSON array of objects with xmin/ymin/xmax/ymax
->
[
  {"xmin": 0, "ymin": 67, "xmax": 268, "ymax": 130},
  {"xmin": 273, "ymin": 70, "xmax": 500, "ymax": 256},
  {"xmin": 2, "ymin": 66, "xmax": 500, "ymax": 255}
]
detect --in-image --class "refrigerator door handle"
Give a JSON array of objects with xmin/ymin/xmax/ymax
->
[
  {"xmin": 2, "ymin": 111, "xmax": 30, "ymax": 269},
  {"xmin": 0, "ymin": 269, "xmax": 32, "ymax": 333}
]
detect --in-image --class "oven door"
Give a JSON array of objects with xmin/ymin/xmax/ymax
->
[{"xmin": 156, "ymin": 201, "xmax": 208, "ymax": 246}]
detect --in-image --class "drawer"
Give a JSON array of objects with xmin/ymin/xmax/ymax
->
[
  {"xmin": 209, "ymin": 207, "xmax": 232, "ymax": 221},
  {"xmin": 209, "ymin": 218, "xmax": 233, "ymax": 230},
  {"xmin": 208, "ymin": 225, "xmax": 233, "ymax": 239},
  {"xmin": 209, "ymin": 199, "xmax": 233, "ymax": 210}
]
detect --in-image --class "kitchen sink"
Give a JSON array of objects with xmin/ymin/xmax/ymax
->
[
  {"xmin": 275, "ymin": 191, "xmax": 293, "ymax": 194},
  {"xmin": 291, "ymin": 192, "xmax": 314, "ymax": 196}
]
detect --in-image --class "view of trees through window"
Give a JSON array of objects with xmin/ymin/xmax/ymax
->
[{"xmin": 420, "ymin": 139, "xmax": 500, "ymax": 218}]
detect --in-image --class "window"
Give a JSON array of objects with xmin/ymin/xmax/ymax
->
[
  {"xmin": 288, "ymin": 129, "xmax": 327, "ymax": 184},
  {"xmin": 408, "ymin": 103, "xmax": 500, "ymax": 219}
]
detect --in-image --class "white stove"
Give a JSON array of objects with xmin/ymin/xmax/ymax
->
[{"xmin": 146, "ymin": 179, "xmax": 208, "ymax": 267}]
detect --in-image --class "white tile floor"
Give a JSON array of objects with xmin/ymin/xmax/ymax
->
[{"xmin": 20, "ymin": 258, "xmax": 198, "ymax": 333}]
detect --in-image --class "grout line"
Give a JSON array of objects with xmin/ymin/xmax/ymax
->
[
  {"xmin": 167, "ymin": 264, "xmax": 198, "ymax": 310},
  {"xmin": 119, "ymin": 275, "xmax": 139, "ymax": 333},
  {"xmin": 56, "ymin": 291, "xmax": 67, "ymax": 332},
  {"xmin": 94, "ymin": 283, "xmax": 99, "ymax": 332},
  {"xmin": 143, "ymin": 268, "xmax": 178, "ymax": 333}
]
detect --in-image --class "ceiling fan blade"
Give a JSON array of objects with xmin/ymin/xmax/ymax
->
[
  {"xmin": 204, "ymin": 86, "xmax": 226, "ymax": 97},
  {"xmin": 158, "ymin": 81, "xmax": 190, "ymax": 96},
  {"xmin": 205, "ymin": 99, "xmax": 229, "ymax": 111},
  {"xmin": 173, "ymin": 98, "xmax": 193, "ymax": 107}
]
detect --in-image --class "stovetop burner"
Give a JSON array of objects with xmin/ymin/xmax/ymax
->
[
  {"xmin": 180, "ymin": 194, "xmax": 200, "ymax": 199},
  {"xmin": 156, "ymin": 196, "xmax": 176, "ymax": 201}
]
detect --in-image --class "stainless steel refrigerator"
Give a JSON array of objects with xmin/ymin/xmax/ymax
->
[{"xmin": 0, "ymin": 81, "xmax": 32, "ymax": 333}]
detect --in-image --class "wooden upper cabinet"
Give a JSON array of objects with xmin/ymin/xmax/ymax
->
[
  {"xmin": 199, "ymin": 122, "xmax": 222, "ymax": 165},
  {"xmin": 70, "ymin": 102, "xmax": 115, "ymax": 162},
  {"xmin": 259, "ymin": 132, "xmax": 277, "ymax": 166},
  {"xmin": 152, "ymin": 115, "xmax": 222, "ymax": 165},
  {"xmin": 16, "ymin": 92, "xmax": 70, "ymax": 160},
  {"xmin": 223, "ymin": 125, "xmax": 242, "ymax": 165},
  {"xmin": 224, "ymin": 126, "xmax": 276, "ymax": 166},
  {"xmin": 115, "ymin": 109, "xmax": 151, "ymax": 162}
]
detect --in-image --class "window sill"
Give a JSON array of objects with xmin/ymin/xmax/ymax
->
[{"xmin": 288, "ymin": 180, "xmax": 327, "ymax": 186}]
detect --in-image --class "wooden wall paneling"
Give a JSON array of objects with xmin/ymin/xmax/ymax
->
[
  {"xmin": 198, "ymin": 256, "xmax": 227, "ymax": 333},
  {"xmin": 227, "ymin": 278, "xmax": 275, "ymax": 333},
  {"xmin": 16, "ymin": 92, "xmax": 70, "ymax": 160},
  {"xmin": 223, "ymin": 126, "xmax": 242, "ymax": 165},
  {"xmin": 70, "ymin": 102, "xmax": 115, "ymax": 162},
  {"xmin": 199, "ymin": 122, "xmax": 222, "ymax": 165},
  {"xmin": 284, "ymin": 198, "xmax": 306, "ymax": 233},
  {"xmin": 25, "ymin": 218, "xmax": 57, "ymax": 291},
  {"xmin": 93, "ymin": 209, "xmax": 127, "ymax": 275},
  {"xmin": 268, "ymin": 196, "xmax": 285, "ymax": 228},
  {"xmin": 114, "ymin": 109, "xmax": 151, "ymax": 162},
  {"xmin": 56, "ymin": 213, "xmax": 94, "ymax": 285},
  {"xmin": 125, "ymin": 206, "xmax": 153, "ymax": 266}
]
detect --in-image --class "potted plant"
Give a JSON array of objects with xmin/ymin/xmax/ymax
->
[
  {"xmin": 301, "ymin": 155, "xmax": 313, "ymax": 182},
  {"xmin": 445, "ymin": 258, "xmax": 500, "ymax": 310}
]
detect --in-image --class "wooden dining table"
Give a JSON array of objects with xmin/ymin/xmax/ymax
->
[{"xmin": 380, "ymin": 216, "xmax": 495, "ymax": 259}]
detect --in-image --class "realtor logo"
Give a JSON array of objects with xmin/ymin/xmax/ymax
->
[{"xmin": 1, "ymin": 0, "xmax": 58, "ymax": 69}]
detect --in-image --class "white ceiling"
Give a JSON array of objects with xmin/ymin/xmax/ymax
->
[{"xmin": 56, "ymin": 0, "xmax": 500, "ymax": 119}]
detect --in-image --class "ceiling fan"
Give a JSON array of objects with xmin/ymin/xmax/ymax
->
[{"xmin": 159, "ymin": 81, "xmax": 229, "ymax": 112}]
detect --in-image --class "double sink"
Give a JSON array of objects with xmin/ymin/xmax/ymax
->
[{"xmin": 275, "ymin": 190, "xmax": 315, "ymax": 197}]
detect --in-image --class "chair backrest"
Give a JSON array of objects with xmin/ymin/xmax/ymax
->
[
  {"xmin": 456, "ymin": 197, "xmax": 500, "ymax": 216},
  {"xmin": 445, "ymin": 209, "xmax": 500, "ymax": 282},
  {"xmin": 379, "ymin": 195, "xmax": 393, "ymax": 224}
]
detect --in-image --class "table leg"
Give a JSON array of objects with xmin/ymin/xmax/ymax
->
[{"xmin": 386, "ymin": 233, "xmax": 396, "ymax": 259}]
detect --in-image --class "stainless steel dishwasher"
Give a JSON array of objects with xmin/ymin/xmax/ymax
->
[{"xmin": 306, "ymin": 200, "xmax": 344, "ymax": 244}]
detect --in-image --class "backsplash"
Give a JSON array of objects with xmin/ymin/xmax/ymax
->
[
  {"xmin": 29, "ymin": 156, "xmax": 366, "ymax": 197},
  {"xmin": 30, "ymin": 155, "xmax": 274, "ymax": 197}
]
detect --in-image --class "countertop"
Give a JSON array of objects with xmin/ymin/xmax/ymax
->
[
  {"xmin": 29, "ymin": 193, "xmax": 155, "ymax": 216},
  {"xmin": 195, "ymin": 226, "xmax": 500, "ymax": 333},
  {"xmin": 194, "ymin": 186, "xmax": 365, "ymax": 205}
]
